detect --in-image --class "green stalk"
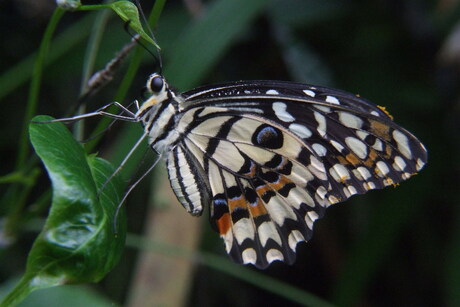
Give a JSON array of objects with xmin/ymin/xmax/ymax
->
[
  {"xmin": 75, "ymin": 5, "xmax": 113, "ymax": 141},
  {"xmin": 16, "ymin": 8, "xmax": 65, "ymax": 170}
]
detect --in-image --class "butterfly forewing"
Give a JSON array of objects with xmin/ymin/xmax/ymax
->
[{"xmin": 134, "ymin": 74, "xmax": 427, "ymax": 268}]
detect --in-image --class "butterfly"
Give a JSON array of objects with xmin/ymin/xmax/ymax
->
[{"xmin": 60, "ymin": 73, "xmax": 427, "ymax": 269}]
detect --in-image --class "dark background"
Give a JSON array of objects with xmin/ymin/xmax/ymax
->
[{"xmin": 1, "ymin": 0, "xmax": 459, "ymax": 306}]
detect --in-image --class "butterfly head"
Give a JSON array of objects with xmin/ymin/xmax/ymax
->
[{"xmin": 138, "ymin": 73, "xmax": 170, "ymax": 113}]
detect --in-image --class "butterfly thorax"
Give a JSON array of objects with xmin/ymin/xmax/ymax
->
[{"xmin": 136, "ymin": 76, "xmax": 183, "ymax": 154}]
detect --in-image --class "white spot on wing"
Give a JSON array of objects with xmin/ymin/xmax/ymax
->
[
  {"xmin": 329, "ymin": 164, "xmax": 350, "ymax": 182},
  {"xmin": 308, "ymin": 211, "xmax": 319, "ymax": 222},
  {"xmin": 314, "ymin": 111, "xmax": 327, "ymax": 136},
  {"xmin": 372, "ymin": 139, "xmax": 384, "ymax": 151},
  {"xmin": 356, "ymin": 131, "xmax": 369, "ymax": 140},
  {"xmin": 392, "ymin": 130, "xmax": 412, "ymax": 159},
  {"xmin": 309, "ymin": 155, "xmax": 327, "ymax": 180},
  {"xmin": 305, "ymin": 214, "xmax": 314, "ymax": 229},
  {"xmin": 289, "ymin": 123, "xmax": 312, "ymax": 138},
  {"xmin": 346, "ymin": 185, "xmax": 357, "ymax": 196},
  {"xmin": 288, "ymin": 230, "xmax": 305, "ymax": 251},
  {"xmin": 221, "ymin": 230, "xmax": 233, "ymax": 253},
  {"xmin": 258, "ymin": 222, "xmax": 282, "ymax": 247},
  {"xmin": 266, "ymin": 249, "xmax": 284, "ymax": 263},
  {"xmin": 328, "ymin": 195, "xmax": 340, "ymax": 204},
  {"xmin": 357, "ymin": 166, "xmax": 372, "ymax": 180},
  {"xmin": 266, "ymin": 89, "xmax": 279, "ymax": 95},
  {"xmin": 316, "ymin": 186, "xmax": 327, "ymax": 199},
  {"xmin": 233, "ymin": 218, "xmax": 255, "ymax": 244},
  {"xmin": 326, "ymin": 95, "xmax": 340, "ymax": 104},
  {"xmin": 286, "ymin": 185, "xmax": 315, "ymax": 208},
  {"xmin": 376, "ymin": 161, "xmax": 390, "ymax": 176},
  {"xmin": 303, "ymin": 89, "xmax": 316, "ymax": 97},
  {"xmin": 416, "ymin": 158, "xmax": 425, "ymax": 171},
  {"xmin": 305, "ymin": 211, "xmax": 319, "ymax": 229},
  {"xmin": 242, "ymin": 248, "xmax": 257, "ymax": 264},
  {"xmin": 312, "ymin": 143, "xmax": 327, "ymax": 156},
  {"xmin": 339, "ymin": 112, "xmax": 363, "ymax": 129},
  {"xmin": 366, "ymin": 182, "xmax": 376, "ymax": 190},
  {"xmin": 272, "ymin": 102, "xmax": 295, "ymax": 122},
  {"xmin": 345, "ymin": 137, "xmax": 368, "ymax": 159},
  {"xmin": 330, "ymin": 140, "xmax": 345, "ymax": 152},
  {"xmin": 393, "ymin": 156, "xmax": 407, "ymax": 171}
]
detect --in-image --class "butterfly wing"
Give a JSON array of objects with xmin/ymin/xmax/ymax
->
[{"xmin": 166, "ymin": 81, "xmax": 427, "ymax": 268}]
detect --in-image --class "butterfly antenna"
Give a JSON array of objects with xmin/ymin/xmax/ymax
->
[
  {"xmin": 113, "ymin": 152, "xmax": 163, "ymax": 233},
  {"xmin": 134, "ymin": 0, "xmax": 163, "ymax": 73},
  {"xmin": 122, "ymin": 19, "xmax": 161, "ymax": 71}
]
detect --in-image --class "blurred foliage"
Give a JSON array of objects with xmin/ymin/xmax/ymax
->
[
  {"xmin": 0, "ymin": 0, "xmax": 459, "ymax": 306},
  {"xmin": 0, "ymin": 116, "xmax": 126, "ymax": 306}
]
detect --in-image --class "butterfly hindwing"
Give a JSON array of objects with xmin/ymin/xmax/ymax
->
[
  {"xmin": 174, "ymin": 111, "xmax": 331, "ymax": 266},
  {"xmin": 182, "ymin": 81, "xmax": 427, "ymax": 191},
  {"xmin": 196, "ymin": 136, "xmax": 322, "ymax": 268},
  {"xmin": 166, "ymin": 143, "xmax": 211, "ymax": 216}
]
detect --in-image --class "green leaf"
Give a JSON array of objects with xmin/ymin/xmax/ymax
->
[
  {"xmin": 78, "ymin": 1, "xmax": 158, "ymax": 49},
  {"xmin": 1, "ymin": 116, "xmax": 126, "ymax": 307},
  {"xmin": 109, "ymin": 1, "xmax": 158, "ymax": 48}
]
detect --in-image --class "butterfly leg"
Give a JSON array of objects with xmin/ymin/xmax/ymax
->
[
  {"xmin": 98, "ymin": 132, "xmax": 149, "ymax": 196},
  {"xmin": 113, "ymin": 151, "xmax": 163, "ymax": 232}
]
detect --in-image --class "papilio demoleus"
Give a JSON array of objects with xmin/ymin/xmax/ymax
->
[{"xmin": 74, "ymin": 73, "xmax": 429, "ymax": 269}]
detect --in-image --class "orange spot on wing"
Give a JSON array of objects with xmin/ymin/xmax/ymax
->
[
  {"xmin": 216, "ymin": 213, "xmax": 231, "ymax": 235},
  {"xmin": 248, "ymin": 199, "xmax": 268, "ymax": 218},
  {"xmin": 369, "ymin": 119, "xmax": 391, "ymax": 141},
  {"xmin": 228, "ymin": 197, "xmax": 247, "ymax": 212},
  {"xmin": 337, "ymin": 152, "xmax": 360, "ymax": 166},
  {"xmin": 337, "ymin": 156, "xmax": 349, "ymax": 165},
  {"xmin": 255, "ymin": 175, "xmax": 294, "ymax": 200},
  {"xmin": 256, "ymin": 185, "xmax": 272, "ymax": 196},
  {"xmin": 268, "ymin": 175, "xmax": 292, "ymax": 191},
  {"xmin": 346, "ymin": 152, "xmax": 361, "ymax": 165},
  {"xmin": 385, "ymin": 145, "xmax": 392, "ymax": 158},
  {"xmin": 364, "ymin": 148, "xmax": 379, "ymax": 167}
]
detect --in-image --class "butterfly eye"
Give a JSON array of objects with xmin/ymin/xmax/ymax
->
[{"xmin": 149, "ymin": 75, "xmax": 164, "ymax": 93}]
